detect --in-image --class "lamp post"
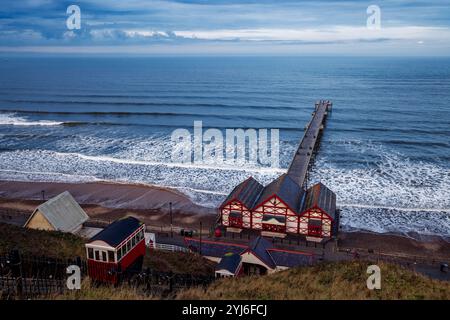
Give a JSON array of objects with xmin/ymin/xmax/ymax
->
[
  {"xmin": 199, "ymin": 221, "xmax": 202, "ymax": 255},
  {"xmin": 169, "ymin": 202, "xmax": 173, "ymax": 238}
]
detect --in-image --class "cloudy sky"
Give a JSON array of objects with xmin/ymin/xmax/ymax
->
[{"xmin": 1, "ymin": 0, "xmax": 450, "ymax": 55}]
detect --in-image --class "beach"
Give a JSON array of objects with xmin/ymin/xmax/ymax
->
[{"xmin": 1, "ymin": 179, "xmax": 449, "ymax": 261}]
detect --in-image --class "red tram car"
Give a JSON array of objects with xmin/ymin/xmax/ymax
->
[{"xmin": 85, "ymin": 216, "xmax": 146, "ymax": 284}]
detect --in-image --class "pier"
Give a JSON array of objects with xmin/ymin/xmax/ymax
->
[{"xmin": 287, "ymin": 100, "xmax": 332, "ymax": 188}]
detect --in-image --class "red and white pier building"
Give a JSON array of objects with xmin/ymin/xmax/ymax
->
[{"xmin": 220, "ymin": 101, "xmax": 338, "ymax": 241}]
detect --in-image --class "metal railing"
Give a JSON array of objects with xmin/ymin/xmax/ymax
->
[{"xmin": 150, "ymin": 243, "xmax": 189, "ymax": 253}]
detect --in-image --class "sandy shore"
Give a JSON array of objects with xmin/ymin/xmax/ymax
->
[
  {"xmin": 0, "ymin": 180, "xmax": 449, "ymax": 260},
  {"xmin": 0, "ymin": 180, "xmax": 214, "ymax": 213},
  {"xmin": 0, "ymin": 180, "xmax": 216, "ymax": 229}
]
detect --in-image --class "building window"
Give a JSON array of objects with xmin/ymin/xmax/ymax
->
[
  {"xmin": 88, "ymin": 248, "xmax": 94, "ymax": 259},
  {"xmin": 308, "ymin": 219, "xmax": 323, "ymax": 237},
  {"xmin": 229, "ymin": 211, "xmax": 243, "ymax": 228},
  {"xmin": 108, "ymin": 251, "xmax": 115, "ymax": 263}
]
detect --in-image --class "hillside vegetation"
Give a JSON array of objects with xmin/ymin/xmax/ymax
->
[
  {"xmin": 178, "ymin": 261, "xmax": 450, "ymax": 300},
  {"xmin": 0, "ymin": 222, "xmax": 85, "ymax": 258}
]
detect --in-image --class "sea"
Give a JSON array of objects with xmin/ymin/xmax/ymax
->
[{"xmin": 0, "ymin": 56, "xmax": 449, "ymax": 237}]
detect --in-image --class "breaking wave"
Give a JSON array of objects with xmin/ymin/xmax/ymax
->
[{"xmin": 0, "ymin": 113, "xmax": 63, "ymax": 126}]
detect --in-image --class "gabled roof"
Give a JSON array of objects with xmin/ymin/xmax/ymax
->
[
  {"xmin": 215, "ymin": 253, "xmax": 242, "ymax": 274},
  {"xmin": 253, "ymin": 174, "xmax": 306, "ymax": 213},
  {"xmin": 302, "ymin": 182, "xmax": 337, "ymax": 219},
  {"xmin": 221, "ymin": 176, "xmax": 264, "ymax": 209},
  {"xmin": 25, "ymin": 191, "xmax": 89, "ymax": 233},
  {"xmin": 267, "ymin": 249, "xmax": 313, "ymax": 268},
  {"xmin": 185, "ymin": 238, "xmax": 247, "ymax": 258},
  {"xmin": 89, "ymin": 216, "xmax": 143, "ymax": 247},
  {"xmin": 246, "ymin": 236, "xmax": 276, "ymax": 269}
]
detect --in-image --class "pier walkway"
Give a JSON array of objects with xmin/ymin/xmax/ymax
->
[{"xmin": 287, "ymin": 100, "xmax": 332, "ymax": 187}]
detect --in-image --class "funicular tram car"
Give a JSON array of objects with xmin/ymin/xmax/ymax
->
[{"xmin": 85, "ymin": 216, "xmax": 146, "ymax": 284}]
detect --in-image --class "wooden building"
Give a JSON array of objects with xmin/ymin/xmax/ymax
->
[
  {"xmin": 300, "ymin": 182, "xmax": 337, "ymax": 240},
  {"xmin": 221, "ymin": 177, "xmax": 264, "ymax": 232},
  {"xmin": 85, "ymin": 216, "xmax": 146, "ymax": 284},
  {"xmin": 220, "ymin": 179, "xmax": 337, "ymax": 241},
  {"xmin": 251, "ymin": 174, "xmax": 305, "ymax": 237},
  {"xmin": 24, "ymin": 191, "xmax": 89, "ymax": 234}
]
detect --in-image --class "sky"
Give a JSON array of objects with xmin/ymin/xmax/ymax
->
[{"xmin": 0, "ymin": 0, "xmax": 450, "ymax": 55}]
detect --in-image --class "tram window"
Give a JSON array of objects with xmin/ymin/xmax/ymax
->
[
  {"xmin": 95, "ymin": 250, "xmax": 100, "ymax": 261},
  {"xmin": 108, "ymin": 251, "xmax": 115, "ymax": 262},
  {"xmin": 117, "ymin": 248, "xmax": 122, "ymax": 260},
  {"xmin": 132, "ymin": 236, "xmax": 136, "ymax": 247},
  {"xmin": 101, "ymin": 251, "xmax": 107, "ymax": 262},
  {"xmin": 88, "ymin": 248, "xmax": 94, "ymax": 259},
  {"xmin": 126, "ymin": 240, "xmax": 131, "ymax": 252}
]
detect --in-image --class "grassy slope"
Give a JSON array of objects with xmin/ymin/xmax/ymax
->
[
  {"xmin": 0, "ymin": 222, "xmax": 85, "ymax": 258},
  {"xmin": 177, "ymin": 261, "xmax": 450, "ymax": 300},
  {"xmin": 145, "ymin": 250, "xmax": 215, "ymax": 275}
]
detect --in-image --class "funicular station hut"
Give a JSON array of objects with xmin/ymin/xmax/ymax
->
[{"xmin": 85, "ymin": 216, "xmax": 146, "ymax": 284}]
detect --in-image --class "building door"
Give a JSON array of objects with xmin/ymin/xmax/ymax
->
[{"xmin": 243, "ymin": 263, "xmax": 267, "ymax": 276}]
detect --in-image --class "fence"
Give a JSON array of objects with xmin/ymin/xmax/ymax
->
[
  {"xmin": 151, "ymin": 243, "xmax": 189, "ymax": 253},
  {"xmin": 0, "ymin": 250, "xmax": 213, "ymax": 299},
  {"xmin": 0, "ymin": 250, "xmax": 85, "ymax": 299}
]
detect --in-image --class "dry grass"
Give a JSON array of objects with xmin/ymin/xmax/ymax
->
[
  {"xmin": 47, "ymin": 278, "xmax": 156, "ymax": 300},
  {"xmin": 177, "ymin": 261, "xmax": 450, "ymax": 300}
]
